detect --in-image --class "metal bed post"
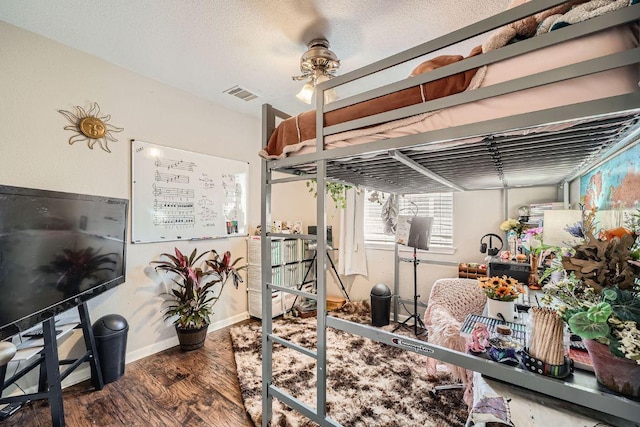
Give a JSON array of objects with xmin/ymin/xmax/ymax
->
[
  {"xmin": 315, "ymin": 159, "xmax": 328, "ymax": 420},
  {"xmin": 260, "ymin": 103, "xmax": 340, "ymax": 426},
  {"xmin": 314, "ymin": 84, "xmax": 329, "ymax": 422},
  {"xmin": 562, "ymin": 182, "xmax": 570, "ymax": 209},
  {"xmin": 503, "ymin": 188, "xmax": 509, "ymax": 226},
  {"xmin": 393, "ymin": 241, "xmax": 400, "ymax": 323},
  {"xmin": 261, "ymin": 105, "xmax": 274, "ymax": 427}
]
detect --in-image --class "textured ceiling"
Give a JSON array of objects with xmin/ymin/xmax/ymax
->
[{"xmin": 0, "ymin": 0, "xmax": 510, "ymax": 118}]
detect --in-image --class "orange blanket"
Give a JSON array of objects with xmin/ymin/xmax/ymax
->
[{"xmin": 262, "ymin": 46, "xmax": 482, "ymax": 158}]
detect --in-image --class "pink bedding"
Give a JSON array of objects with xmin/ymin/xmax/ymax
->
[
  {"xmin": 259, "ymin": 23, "xmax": 638, "ymax": 160},
  {"xmin": 259, "ymin": 3, "xmax": 638, "ymax": 159}
]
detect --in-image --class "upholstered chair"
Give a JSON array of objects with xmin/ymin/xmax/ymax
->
[{"xmin": 423, "ymin": 278, "xmax": 487, "ymax": 406}]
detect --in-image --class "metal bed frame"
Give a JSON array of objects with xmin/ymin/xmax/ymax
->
[{"xmin": 260, "ymin": 1, "xmax": 640, "ymax": 425}]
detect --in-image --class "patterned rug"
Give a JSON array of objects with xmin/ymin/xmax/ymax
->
[{"xmin": 230, "ymin": 301, "xmax": 469, "ymax": 426}]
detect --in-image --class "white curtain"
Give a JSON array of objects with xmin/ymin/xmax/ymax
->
[{"xmin": 338, "ymin": 188, "xmax": 368, "ymax": 277}]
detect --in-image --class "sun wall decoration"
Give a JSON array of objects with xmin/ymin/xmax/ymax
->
[{"xmin": 58, "ymin": 102, "xmax": 124, "ymax": 153}]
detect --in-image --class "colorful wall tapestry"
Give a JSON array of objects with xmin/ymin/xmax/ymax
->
[{"xmin": 581, "ymin": 143, "xmax": 640, "ymax": 210}]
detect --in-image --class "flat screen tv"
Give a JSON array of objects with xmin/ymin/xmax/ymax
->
[{"xmin": 0, "ymin": 185, "xmax": 128, "ymax": 340}]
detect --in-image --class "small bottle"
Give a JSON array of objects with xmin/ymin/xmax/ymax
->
[{"xmin": 508, "ymin": 231, "xmax": 517, "ymax": 259}]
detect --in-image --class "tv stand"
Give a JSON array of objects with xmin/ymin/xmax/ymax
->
[{"xmin": 0, "ymin": 302, "xmax": 103, "ymax": 427}]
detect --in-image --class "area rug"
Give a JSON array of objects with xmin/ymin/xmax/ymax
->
[{"xmin": 230, "ymin": 301, "xmax": 469, "ymax": 426}]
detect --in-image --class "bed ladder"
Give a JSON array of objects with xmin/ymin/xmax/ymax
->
[{"xmin": 260, "ymin": 104, "xmax": 339, "ymax": 426}]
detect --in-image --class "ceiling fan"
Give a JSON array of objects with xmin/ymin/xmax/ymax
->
[{"xmin": 291, "ymin": 38, "xmax": 340, "ymax": 104}]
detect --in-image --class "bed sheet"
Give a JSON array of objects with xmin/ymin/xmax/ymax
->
[{"xmin": 260, "ymin": 24, "xmax": 638, "ymax": 160}]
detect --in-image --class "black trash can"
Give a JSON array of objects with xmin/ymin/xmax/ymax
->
[
  {"xmin": 92, "ymin": 314, "xmax": 129, "ymax": 384},
  {"xmin": 370, "ymin": 284, "xmax": 392, "ymax": 327}
]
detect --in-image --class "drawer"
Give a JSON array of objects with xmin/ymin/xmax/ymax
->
[{"xmin": 248, "ymin": 289, "xmax": 283, "ymax": 319}]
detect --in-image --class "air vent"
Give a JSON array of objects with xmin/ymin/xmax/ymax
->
[{"xmin": 223, "ymin": 85, "xmax": 258, "ymax": 102}]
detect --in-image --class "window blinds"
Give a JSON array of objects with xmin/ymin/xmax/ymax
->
[{"xmin": 364, "ymin": 190, "xmax": 454, "ymax": 249}]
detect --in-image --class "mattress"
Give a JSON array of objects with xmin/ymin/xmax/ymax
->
[{"xmin": 260, "ymin": 22, "xmax": 638, "ymax": 160}]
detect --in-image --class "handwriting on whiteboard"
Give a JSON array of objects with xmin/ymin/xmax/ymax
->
[
  {"xmin": 132, "ymin": 140, "xmax": 248, "ymax": 243},
  {"xmin": 154, "ymin": 158, "xmax": 196, "ymax": 172}
]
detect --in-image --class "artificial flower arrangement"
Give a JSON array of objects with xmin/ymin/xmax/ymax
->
[
  {"xmin": 478, "ymin": 275, "xmax": 525, "ymax": 302},
  {"xmin": 500, "ymin": 218, "xmax": 523, "ymax": 234},
  {"xmin": 522, "ymin": 226, "xmax": 544, "ymax": 254},
  {"xmin": 541, "ymin": 208, "xmax": 640, "ymax": 365}
]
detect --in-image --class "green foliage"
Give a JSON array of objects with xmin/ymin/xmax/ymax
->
[
  {"xmin": 608, "ymin": 287, "xmax": 640, "ymax": 322},
  {"xmin": 624, "ymin": 207, "xmax": 640, "ymax": 234},
  {"xmin": 563, "ymin": 284, "xmax": 640, "ymax": 349},
  {"xmin": 586, "ymin": 302, "xmax": 612, "ymax": 323},
  {"xmin": 151, "ymin": 248, "xmax": 245, "ymax": 329},
  {"xmin": 543, "ymin": 248, "xmax": 640, "ymax": 361},
  {"xmin": 568, "ymin": 311, "xmax": 610, "ymax": 339},
  {"xmin": 306, "ymin": 179, "xmax": 353, "ymax": 209}
]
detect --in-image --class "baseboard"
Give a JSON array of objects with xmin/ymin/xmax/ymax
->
[
  {"xmin": 60, "ymin": 311, "xmax": 250, "ymax": 389},
  {"xmin": 127, "ymin": 311, "xmax": 250, "ymax": 364},
  {"xmin": 62, "ymin": 369, "xmax": 92, "ymax": 389}
]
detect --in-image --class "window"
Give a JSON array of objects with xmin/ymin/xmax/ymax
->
[{"xmin": 364, "ymin": 190, "xmax": 454, "ymax": 250}]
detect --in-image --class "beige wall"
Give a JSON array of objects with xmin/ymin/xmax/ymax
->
[{"xmin": 0, "ymin": 21, "xmax": 263, "ymax": 387}]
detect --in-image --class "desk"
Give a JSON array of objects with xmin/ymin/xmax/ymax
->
[
  {"xmin": 469, "ymin": 372, "xmax": 630, "ymax": 426},
  {"xmin": 459, "ymin": 313, "xmax": 640, "ymax": 426},
  {"xmin": 330, "ymin": 312, "xmax": 640, "ymax": 425}
]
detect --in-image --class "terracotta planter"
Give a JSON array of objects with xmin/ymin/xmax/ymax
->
[
  {"xmin": 175, "ymin": 325, "xmax": 208, "ymax": 351},
  {"xmin": 583, "ymin": 339, "xmax": 640, "ymax": 398}
]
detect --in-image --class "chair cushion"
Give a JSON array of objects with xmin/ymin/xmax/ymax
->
[
  {"xmin": 0, "ymin": 341, "xmax": 17, "ymax": 366},
  {"xmin": 423, "ymin": 278, "xmax": 488, "ymax": 407}
]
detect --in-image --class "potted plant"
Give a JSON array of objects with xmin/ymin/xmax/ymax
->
[
  {"xmin": 477, "ymin": 275, "xmax": 525, "ymax": 322},
  {"xmin": 151, "ymin": 247, "xmax": 245, "ymax": 351},
  {"xmin": 542, "ymin": 209, "xmax": 640, "ymax": 397}
]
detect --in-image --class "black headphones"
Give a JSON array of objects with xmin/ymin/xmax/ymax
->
[{"xmin": 480, "ymin": 233, "xmax": 503, "ymax": 256}]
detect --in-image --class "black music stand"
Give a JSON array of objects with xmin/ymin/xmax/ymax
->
[
  {"xmin": 306, "ymin": 225, "xmax": 350, "ymax": 300},
  {"xmin": 288, "ymin": 243, "xmax": 351, "ymax": 316},
  {"xmin": 392, "ymin": 215, "xmax": 433, "ymax": 336},
  {"xmin": 308, "ymin": 246, "xmax": 350, "ymax": 299}
]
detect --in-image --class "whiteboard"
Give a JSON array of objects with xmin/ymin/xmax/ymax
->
[{"xmin": 131, "ymin": 140, "xmax": 248, "ymax": 243}]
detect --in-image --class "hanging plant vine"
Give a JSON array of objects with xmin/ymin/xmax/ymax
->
[{"xmin": 306, "ymin": 180, "xmax": 356, "ymax": 209}]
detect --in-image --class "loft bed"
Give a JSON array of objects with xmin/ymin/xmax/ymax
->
[{"xmin": 259, "ymin": 1, "xmax": 640, "ymax": 426}]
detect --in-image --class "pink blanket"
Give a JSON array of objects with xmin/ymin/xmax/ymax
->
[{"xmin": 261, "ymin": 46, "xmax": 482, "ymax": 159}]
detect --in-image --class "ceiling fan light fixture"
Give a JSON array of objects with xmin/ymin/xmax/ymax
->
[
  {"xmin": 324, "ymin": 88, "xmax": 339, "ymax": 104},
  {"xmin": 292, "ymin": 38, "xmax": 340, "ymax": 104},
  {"xmin": 296, "ymin": 81, "xmax": 315, "ymax": 104}
]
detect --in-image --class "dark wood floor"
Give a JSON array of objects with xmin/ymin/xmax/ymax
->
[{"xmin": 1, "ymin": 320, "xmax": 256, "ymax": 427}]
